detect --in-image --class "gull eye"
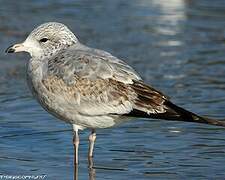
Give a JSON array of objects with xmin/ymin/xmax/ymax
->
[{"xmin": 39, "ymin": 38, "xmax": 49, "ymax": 43}]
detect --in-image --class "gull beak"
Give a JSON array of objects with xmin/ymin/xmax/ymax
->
[{"xmin": 5, "ymin": 43, "xmax": 26, "ymax": 53}]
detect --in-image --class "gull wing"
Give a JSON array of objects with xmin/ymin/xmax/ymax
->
[
  {"xmin": 43, "ymin": 45, "xmax": 169, "ymax": 117},
  {"xmin": 47, "ymin": 44, "xmax": 141, "ymax": 85}
]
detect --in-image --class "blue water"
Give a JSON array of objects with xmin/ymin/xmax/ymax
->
[{"xmin": 1, "ymin": 0, "xmax": 225, "ymax": 179}]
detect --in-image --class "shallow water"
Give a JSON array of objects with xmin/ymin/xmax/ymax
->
[{"xmin": 1, "ymin": 0, "xmax": 225, "ymax": 179}]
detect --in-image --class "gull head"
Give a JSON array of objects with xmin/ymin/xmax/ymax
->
[{"xmin": 5, "ymin": 22, "xmax": 78, "ymax": 58}]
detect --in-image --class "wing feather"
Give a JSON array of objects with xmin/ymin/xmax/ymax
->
[
  {"xmin": 47, "ymin": 44, "xmax": 141, "ymax": 85},
  {"xmin": 44, "ymin": 44, "xmax": 170, "ymax": 117},
  {"xmin": 130, "ymin": 80, "xmax": 169, "ymax": 114},
  {"xmin": 42, "ymin": 77, "xmax": 137, "ymax": 116}
]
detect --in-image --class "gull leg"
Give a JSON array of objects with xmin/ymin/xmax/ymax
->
[
  {"xmin": 73, "ymin": 125, "xmax": 79, "ymax": 180},
  {"xmin": 73, "ymin": 125, "xmax": 79, "ymax": 165},
  {"xmin": 88, "ymin": 129, "xmax": 96, "ymax": 158},
  {"xmin": 88, "ymin": 129, "xmax": 96, "ymax": 169},
  {"xmin": 74, "ymin": 162, "xmax": 78, "ymax": 180}
]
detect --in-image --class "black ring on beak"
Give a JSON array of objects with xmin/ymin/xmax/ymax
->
[{"xmin": 5, "ymin": 45, "xmax": 15, "ymax": 53}]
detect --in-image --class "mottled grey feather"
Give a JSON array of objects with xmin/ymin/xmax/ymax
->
[{"xmin": 47, "ymin": 43, "xmax": 141, "ymax": 85}]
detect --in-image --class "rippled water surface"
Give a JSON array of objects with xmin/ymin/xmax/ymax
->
[{"xmin": 1, "ymin": 0, "xmax": 225, "ymax": 179}]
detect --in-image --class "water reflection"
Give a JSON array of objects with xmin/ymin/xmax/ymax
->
[
  {"xmin": 73, "ymin": 157, "xmax": 95, "ymax": 180},
  {"xmin": 88, "ymin": 158, "xmax": 96, "ymax": 180}
]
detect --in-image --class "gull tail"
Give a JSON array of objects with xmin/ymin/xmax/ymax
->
[
  {"xmin": 128, "ymin": 80, "xmax": 225, "ymax": 127},
  {"xmin": 129, "ymin": 101, "xmax": 225, "ymax": 127},
  {"xmin": 162, "ymin": 101, "xmax": 225, "ymax": 127}
]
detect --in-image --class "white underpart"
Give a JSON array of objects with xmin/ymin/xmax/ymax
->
[{"xmin": 73, "ymin": 124, "xmax": 85, "ymax": 131}]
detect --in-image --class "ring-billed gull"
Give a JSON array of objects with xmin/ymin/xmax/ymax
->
[{"xmin": 5, "ymin": 22, "xmax": 225, "ymax": 169}]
